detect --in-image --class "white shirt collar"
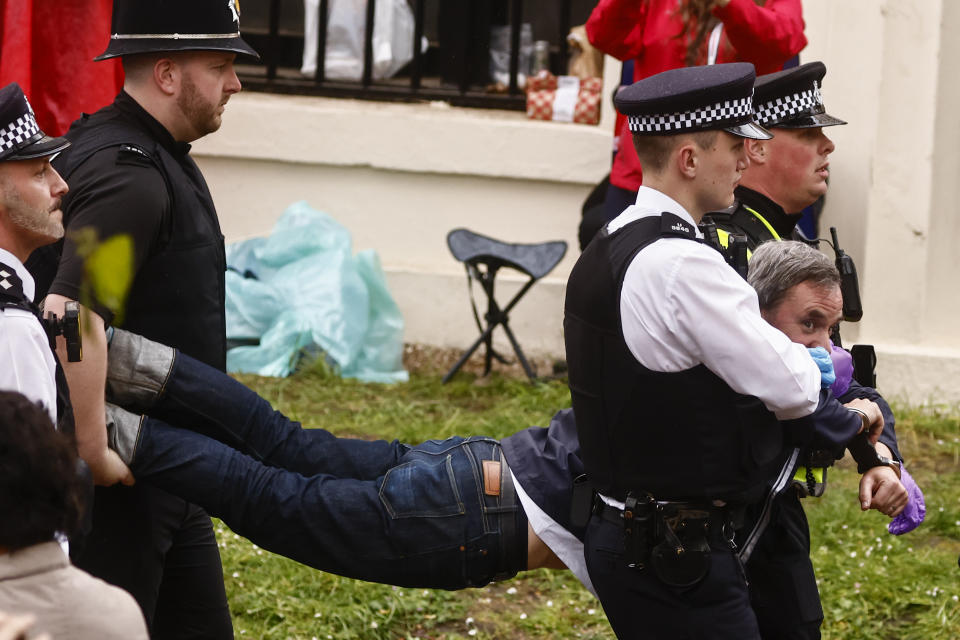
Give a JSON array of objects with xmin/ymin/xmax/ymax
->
[
  {"xmin": 606, "ymin": 186, "xmax": 703, "ymax": 238},
  {"xmin": 0, "ymin": 248, "xmax": 36, "ymax": 302}
]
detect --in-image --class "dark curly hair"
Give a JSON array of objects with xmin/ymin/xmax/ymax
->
[{"xmin": 0, "ymin": 390, "xmax": 84, "ymax": 550}]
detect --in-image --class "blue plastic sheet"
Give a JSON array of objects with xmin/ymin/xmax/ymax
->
[{"xmin": 225, "ymin": 201, "xmax": 408, "ymax": 383}]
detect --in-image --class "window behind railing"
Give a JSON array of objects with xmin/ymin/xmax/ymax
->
[{"xmin": 237, "ymin": 0, "xmax": 597, "ymax": 111}]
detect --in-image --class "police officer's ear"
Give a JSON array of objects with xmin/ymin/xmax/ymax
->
[
  {"xmin": 152, "ymin": 56, "xmax": 182, "ymax": 97},
  {"xmin": 675, "ymin": 138, "xmax": 700, "ymax": 179},
  {"xmin": 744, "ymin": 138, "xmax": 768, "ymax": 166}
]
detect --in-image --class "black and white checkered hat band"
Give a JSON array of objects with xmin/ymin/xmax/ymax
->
[
  {"xmin": 0, "ymin": 111, "xmax": 41, "ymax": 157},
  {"xmin": 627, "ymin": 94, "xmax": 753, "ymax": 133},
  {"xmin": 755, "ymin": 86, "xmax": 821, "ymax": 126}
]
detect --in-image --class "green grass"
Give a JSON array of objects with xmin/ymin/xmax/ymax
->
[{"xmin": 216, "ymin": 367, "xmax": 960, "ymax": 639}]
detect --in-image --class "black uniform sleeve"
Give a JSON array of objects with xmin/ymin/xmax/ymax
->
[
  {"xmin": 781, "ymin": 390, "xmax": 863, "ymax": 453},
  {"xmin": 49, "ymin": 146, "xmax": 170, "ymax": 324},
  {"xmin": 839, "ymin": 380, "xmax": 902, "ymax": 462}
]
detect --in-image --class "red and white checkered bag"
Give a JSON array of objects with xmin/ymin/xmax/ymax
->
[{"xmin": 526, "ymin": 71, "xmax": 601, "ymax": 125}]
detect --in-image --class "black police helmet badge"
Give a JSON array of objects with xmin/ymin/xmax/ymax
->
[
  {"xmin": 614, "ymin": 62, "xmax": 771, "ymax": 140},
  {"xmin": 0, "ymin": 83, "xmax": 70, "ymax": 163},
  {"xmin": 95, "ymin": 0, "xmax": 259, "ymax": 62},
  {"xmin": 753, "ymin": 61, "xmax": 847, "ymax": 129}
]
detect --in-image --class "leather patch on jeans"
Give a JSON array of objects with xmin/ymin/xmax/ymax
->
[{"xmin": 483, "ymin": 460, "xmax": 501, "ymax": 496}]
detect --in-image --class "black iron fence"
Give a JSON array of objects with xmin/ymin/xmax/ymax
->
[{"xmin": 237, "ymin": 0, "xmax": 595, "ymax": 111}]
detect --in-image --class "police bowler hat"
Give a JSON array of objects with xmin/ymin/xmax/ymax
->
[
  {"xmin": 95, "ymin": 0, "xmax": 259, "ymax": 61},
  {"xmin": 615, "ymin": 63, "xmax": 771, "ymax": 140},
  {"xmin": 0, "ymin": 83, "xmax": 70, "ymax": 163},
  {"xmin": 753, "ymin": 62, "xmax": 846, "ymax": 129}
]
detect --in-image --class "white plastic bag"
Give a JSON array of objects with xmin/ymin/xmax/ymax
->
[
  {"xmin": 489, "ymin": 23, "xmax": 532, "ymax": 86},
  {"xmin": 301, "ymin": 0, "xmax": 415, "ymax": 81},
  {"xmin": 225, "ymin": 202, "xmax": 408, "ymax": 383}
]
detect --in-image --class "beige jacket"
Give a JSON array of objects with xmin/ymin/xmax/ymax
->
[{"xmin": 0, "ymin": 541, "xmax": 148, "ymax": 639}]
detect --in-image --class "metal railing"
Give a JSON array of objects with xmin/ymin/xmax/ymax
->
[{"xmin": 238, "ymin": 0, "xmax": 585, "ymax": 111}]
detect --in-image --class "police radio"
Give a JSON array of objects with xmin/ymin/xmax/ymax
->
[
  {"xmin": 821, "ymin": 228, "xmax": 877, "ymax": 386},
  {"xmin": 828, "ymin": 227, "xmax": 863, "ymax": 322},
  {"xmin": 727, "ymin": 233, "xmax": 749, "ymax": 281},
  {"xmin": 699, "ymin": 220, "xmax": 749, "ymax": 280},
  {"xmin": 44, "ymin": 301, "xmax": 83, "ymax": 362}
]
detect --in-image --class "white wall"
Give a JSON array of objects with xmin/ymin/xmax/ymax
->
[
  {"xmin": 195, "ymin": 1, "xmax": 960, "ymax": 402},
  {"xmin": 196, "ymin": 55, "xmax": 622, "ymax": 359}
]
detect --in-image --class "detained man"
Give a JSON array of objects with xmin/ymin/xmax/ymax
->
[{"xmin": 87, "ymin": 243, "xmax": 913, "ymax": 609}]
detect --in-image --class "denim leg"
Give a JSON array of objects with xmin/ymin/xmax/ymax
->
[
  {"xmin": 148, "ymin": 351, "xmax": 407, "ymax": 479},
  {"xmin": 134, "ymin": 420, "xmax": 516, "ymax": 590}
]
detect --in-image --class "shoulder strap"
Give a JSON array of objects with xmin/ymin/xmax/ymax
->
[
  {"xmin": 606, "ymin": 212, "xmax": 700, "ymax": 287},
  {"xmin": 59, "ymin": 111, "xmax": 173, "ymax": 203},
  {"xmin": 56, "ymin": 113, "xmax": 175, "ymax": 248},
  {"xmin": 0, "ymin": 261, "xmax": 36, "ymax": 314}
]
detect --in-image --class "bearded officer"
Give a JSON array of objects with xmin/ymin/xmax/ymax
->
[
  {"xmin": 26, "ymin": 1, "xmax": 257, "ymax": 636},
  {"xmin": 0, "ymin": 83, "xmax": 70, "ymax": 424}
]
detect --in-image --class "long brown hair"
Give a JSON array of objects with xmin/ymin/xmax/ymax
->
[{"xmin": 678, "ymin": 0, "xmax": 767, "ymax": 66}]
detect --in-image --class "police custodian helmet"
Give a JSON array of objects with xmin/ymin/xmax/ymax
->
[
  {"xmin": 95, "ymin": 0, "xmax": 259, "ymax": 61},
  {"xmin": 614, "ymin": 62, "xmax": 772, "ymax": 140},
  {"xmin": 753, "ymin": 61, "xmax": 847, "ymax": 129},
  {"xmin": 0, "ymin": 83, "xmax": 70, "ymax": 163}
]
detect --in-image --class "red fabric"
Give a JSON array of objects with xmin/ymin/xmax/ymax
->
[
  {"xmin": 1, "ymin": 0, "xmax": 123, "ymax": 136},
  {"xmin": 586, "ymin": 0, "xmax": 807, "ymax": 191}
]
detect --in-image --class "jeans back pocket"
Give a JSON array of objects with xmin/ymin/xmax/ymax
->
[{"xmin": 380, "ymin": 454, "xmax": 465, "ymax": 519}]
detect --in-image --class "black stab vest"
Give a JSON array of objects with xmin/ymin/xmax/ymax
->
[
  {"xmin": 49, "ymin": 106, "xmax": 227, "ymax": 371},
  {"xmin": 563, "ymin": 214, "xmax": 783, "ymax": 503},
  {"xmin": 0, "ymin": 261, "xmax": 76, "ymax": 437}
]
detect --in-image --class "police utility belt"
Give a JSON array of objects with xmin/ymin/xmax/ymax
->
[{"xmin": 595, "ymin": 492, "xmax": 746, "ymax": 588}]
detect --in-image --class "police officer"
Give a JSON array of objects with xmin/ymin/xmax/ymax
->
[
  {"xmin": 702, "ymin": 61, "xmax": 845, "ymax": 250},
  {"xmin": 698, "ymin": 62, "xmax": 908, "ymax": 640},
  {"xmin": 27, "ymin": 1, "xmax": 258, "ymax": 636},
  {"xmin": 563, "ymin": 63, "xmax": 875, "ymax": 638},
  {"xmin": 0, "ymin": 82, "xmax": 70, "ymax": 430}
]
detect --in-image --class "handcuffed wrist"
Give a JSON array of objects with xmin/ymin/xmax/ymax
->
[{"xmin": 848, "ymin": 407, "xmax": 869, "ymax": 433}]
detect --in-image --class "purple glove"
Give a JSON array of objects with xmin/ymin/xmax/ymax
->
[
  {"xmin": 888, "ymin": 466, "xmax": 926, "ymax": 535},
  {"xmin": 829, "ymin": 342, "xmax": 854, "ymax": 396}
]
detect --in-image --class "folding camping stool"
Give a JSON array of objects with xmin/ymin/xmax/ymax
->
[{"xmin": 443, "ymin": 228, "xmax": 567, "ymax": 383}]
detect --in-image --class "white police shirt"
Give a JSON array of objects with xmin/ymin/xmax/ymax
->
[
  {"xmin": 511, "ymin": 470, "xmax": 596, "ymax": 598},
  {"xmin": 0, "ymin": 248, "xmax": 58, "ymax": 426},
  {"xmin": 608, "ymin": 186, "xmax": 821, "ymax": 420}
]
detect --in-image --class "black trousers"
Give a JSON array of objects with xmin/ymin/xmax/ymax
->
[
  {"xmin": 740, "ymin": 489, "xmax": 823, "ymax": 640},
  {"xmin": 72, "ymin": 484, "xmax": 233, "ymax": 639},
  {"xmin": 584, "ymin": 513, "xmax": 761, "ymax": 640}
]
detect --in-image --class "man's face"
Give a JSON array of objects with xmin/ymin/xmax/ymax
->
[
  {"xmin": 763, "ymin": 127, "xmax": 835, "ymax": 213},
  {"xmin": 175, "ymin": 51, "xmax": 242, "ymax": 141},
  {"xmin": 761, "ymin": 280, "xmax": 842, "ymax": 350},
  {"xmin": 694, "ymin": 131, "xmax": 750, "ymax": 213},
  {"xmin": 0, "ymin": 157, "xmax": 68, "ymax": 250}
]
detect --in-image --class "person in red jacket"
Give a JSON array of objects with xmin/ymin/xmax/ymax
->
[
  {"xmin": 586, "ymin": 0, "xmax": 806, "ymax": 226},
  {"xmin": 0, "ymin": 0, "xmax": 122, "ymax": 136}
]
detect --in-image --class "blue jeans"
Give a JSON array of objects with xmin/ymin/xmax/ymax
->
[{"xmin": 132, "ymin": 352, "xmax": 526, "ymax": 589}]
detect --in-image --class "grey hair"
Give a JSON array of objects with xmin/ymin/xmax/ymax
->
[{"xmin": 747, "ymin": 240, "xmax": 841, "ymax": 311}]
